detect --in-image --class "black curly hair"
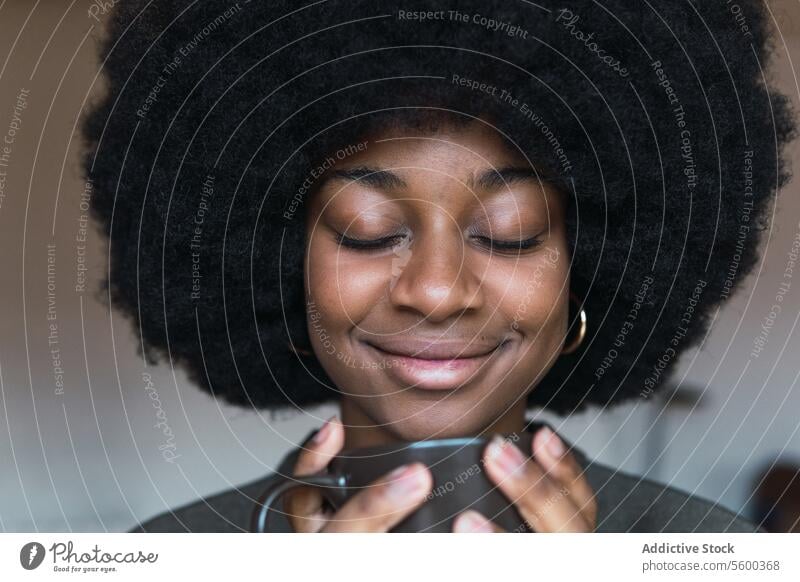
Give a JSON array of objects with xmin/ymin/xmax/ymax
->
[{"xmin": 82, "ymin": 0, "xmax": 796, "ymax": 415}]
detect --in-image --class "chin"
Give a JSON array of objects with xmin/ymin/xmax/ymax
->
[{"xmin": 372, "ymin": 396, "xmax": 500, "ymax": 442}]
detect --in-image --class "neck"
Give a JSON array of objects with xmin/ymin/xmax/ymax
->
[{"xmin": 338, "ymin": 397, "xmax": 528, "ymax": 450}]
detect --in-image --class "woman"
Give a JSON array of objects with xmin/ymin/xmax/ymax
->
[{"xmin": 82, "ymin": 0, "xmax": 796, "ymax": 532}]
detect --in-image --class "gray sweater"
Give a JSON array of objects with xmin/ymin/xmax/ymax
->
[{"xmin": 131, "ymin": 422, "xmax": 762, "ymax": 533}]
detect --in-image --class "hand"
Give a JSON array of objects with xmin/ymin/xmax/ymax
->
[
  {"xmin": 452, "ymin": 427, "xmax": 597, "ymax": 533},
  {"xmin": 284, "ymin": 416, "xmax": 434, "ymax": 532}
]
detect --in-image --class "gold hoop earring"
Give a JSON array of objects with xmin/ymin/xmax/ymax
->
[
  {"xmin": 561, "ymin": 290, "xmax": 587, "ymax": 355},
  {"xmin": 287, "ymin": 340, "xmax": 313, "ymax": 357}
]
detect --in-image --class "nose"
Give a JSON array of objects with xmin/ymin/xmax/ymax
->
[{"xmin": 388, "ymin": 228, "xmax": 485, "ymax": 322}]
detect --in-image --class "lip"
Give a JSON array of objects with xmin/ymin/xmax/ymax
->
[
  {"xmin": 363, "ymin": 336, "xmax": 503, "ymax": 359},
  {"xmin": 362, "ymin": 337, "xmax": 508, "ymax": 391}
]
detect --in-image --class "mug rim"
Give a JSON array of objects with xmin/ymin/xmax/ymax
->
[{"xmin": 334, "ymin": 430, "xmax": 532, "ymax": 459}]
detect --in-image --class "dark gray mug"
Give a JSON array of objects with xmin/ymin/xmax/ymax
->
[{"xmin": 252, "ymin": 431, "xmax": 534, "ymax": 533}]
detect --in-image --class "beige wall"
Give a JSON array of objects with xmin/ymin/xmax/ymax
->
[{"xmin": 0, "ymin": 1, "xmax": 798, "ymax": 531}]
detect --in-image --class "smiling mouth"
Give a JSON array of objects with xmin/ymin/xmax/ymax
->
[{"xmin": 362, "ymin": 339, "xmax": 509, "ymax": 391}]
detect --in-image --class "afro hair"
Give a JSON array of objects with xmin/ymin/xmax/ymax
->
[{"xmin": 82, "ymin": 0, "xmax": 797, "ymax": 415}]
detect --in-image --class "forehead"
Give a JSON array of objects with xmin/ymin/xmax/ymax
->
[
  {"xmin": 335, "ymin": 121, "xmax": 529, "ymax": 174},
  {"xmin": 306, "ymin": 119, "xmax": 568, "ymax": 220}
]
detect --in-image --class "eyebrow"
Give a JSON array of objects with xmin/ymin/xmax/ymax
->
[
  {"xmin": 327, "ymin": 165, "xmax": 566, "ymax": 193},
  {"xmin": 329, "ymin": 167, "xmax": 407, "ymax": 190},
  {"xmin": 473, "ymin": 167, "xmax": 558, "ymax": 191}
]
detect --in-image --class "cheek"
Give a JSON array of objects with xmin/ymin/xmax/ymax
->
[
  {"xmin": 486, "ymin": 247, "xmax": 569, "ymax": 333},
  {"xmin": 305, "ymin": 238, "xmax": 390, "ymax": 328}
]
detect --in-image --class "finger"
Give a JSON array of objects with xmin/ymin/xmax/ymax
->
[
  {"xmin": 531, "ymin": 426, "xmax": 597, "ymax": 524},
  {"xmin": 483, "ymin": 435, "xmax": 592, "ymax": 532},
  {"xmin": 321, "ymin": 462, "xmax": 432, "ymax": 533},
  {"xmin": 285, "ymin": 415, "xmax": 344, "ymax": 533},
  {"xmin": 293, "ymin": 415, "xmax": 344, "ymax": 476},
  {"xmin": 452, "ymin": 510, "xmax": 504, "ymax": 533}
]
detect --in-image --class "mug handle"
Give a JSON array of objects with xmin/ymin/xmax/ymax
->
[{"xmin": 251, "ymin": 472, "xmax": 349, "ymax": 532}]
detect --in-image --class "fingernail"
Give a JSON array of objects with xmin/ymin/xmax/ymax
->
[
  {"xmin": 454, "ymin": 511, "xmax": 493, "ymax": 533},
  {"xmin": 385, "ymin": 464, "xmax": 428, "ymax": 501},
  {"xmin": 486, "ymin": 435, "xmax": 526, "ymax": 474},
  {"xmin": 312, "ymin": 415, "xmax": 337, "ymax": 445},
  {"xmin": 541, "ymin": 426, "xmax": 566, "ymax": 458}
]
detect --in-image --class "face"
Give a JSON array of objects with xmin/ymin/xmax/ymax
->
[{"xmin": 303, "ymin": 120, "xmax": 570, "ymax": 441}]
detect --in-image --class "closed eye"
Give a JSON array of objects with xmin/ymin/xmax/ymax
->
[
  {"xmin": 334, "ymin": 232, "xmax": 543, "ymax": 254},
  {"xmin": 471, "ymin": 235, "xmax": 543, "ymax": 253},
  {"xmin": 334, "ymin": 232, "xmax": 407, "ymax": 250}
]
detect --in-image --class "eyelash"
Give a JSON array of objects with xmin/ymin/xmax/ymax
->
[
  {"xmin": 472, "ymin": 235, "xmax": 543, "ymax": 252},
  {"xmin": 334, "ymin": 233, "xmax": 543, "ymax": 253},
  {"xmin": 334, "ymin": 233, "xmax": 406, "ymax": 250}
]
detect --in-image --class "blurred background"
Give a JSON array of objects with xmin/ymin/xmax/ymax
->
[{"xmin": 0, "ymin": 0, "xmax": 799, "ymax": 532}]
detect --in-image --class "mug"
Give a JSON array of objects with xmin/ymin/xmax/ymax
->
[{"xmin": 251, "ymin": 431, "xmax": 535, "ymax": 533}]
